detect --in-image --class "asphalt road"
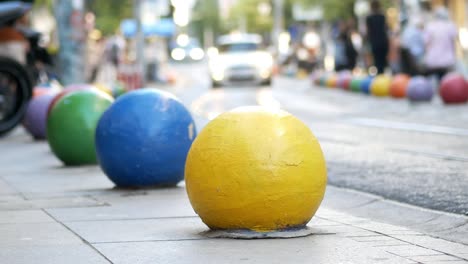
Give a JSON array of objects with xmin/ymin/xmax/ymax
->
[{"xmin": 165, "ymin": 62, "xmax": 468, "ymax": 216}]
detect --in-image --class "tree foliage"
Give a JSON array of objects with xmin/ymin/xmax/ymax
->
[
  {"xmin": 291, "ymin": 0, "xmax": 395, "ymax": 21},
  {"xmin": 33, "ymin": 0, "xmax": 133, "ymax": 35},
  {"xmin": 226, "ymin": 0, "xmax": 273, "ymax": 34},
  {"xmin": 191, "ymin": 0, "xmax": 221, "ymax": 46},
  {"xmin": 219, "ymin": 0, "xmax": 395, "ymax": 34},
  {"xmin": 88, "ymin": 0, "xmax": 133, "ymax": 35},
  {"xmin": 33, "ymin": 0, "xmax": 53, "ymax": 9}
]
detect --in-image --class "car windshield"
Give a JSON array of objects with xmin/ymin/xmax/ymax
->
[{"xmin": 218, "ymin": 42, "xmax": 259, "ymax": 53}]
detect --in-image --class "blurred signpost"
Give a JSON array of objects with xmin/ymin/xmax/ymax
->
[
  {"xmin": 292, "ymin": 4, "xmax": 323, "ymax": 21},
  {"xmin": 134, "ymin": 0, "xmax": 146, "ymax": 86},
  {"xmin": 354, "ymin": 0, "xmax": 370, "ymax": 34},
  {"xmin": 54, "ymin": 0, "xmax": 86, "ymax": 85},
  {"xmin": 134, "ymin": 0, "xmax": 171, "ymax": 86},
  {"xmin": 272, "ymin": 0, "xmax": 284, "ymax": 53}
]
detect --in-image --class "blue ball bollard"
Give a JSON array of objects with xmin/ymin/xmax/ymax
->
[
  {"xmin": 95, "ymin": 89, "xmax": 197, "ymax": 187},
  {"xmin": 360, "ymin": 76, "xmax": 374, "ymax": 94}
]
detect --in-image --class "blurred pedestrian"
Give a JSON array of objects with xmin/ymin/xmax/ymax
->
[
  {"xmin": 97, "ymin": 33, "xmax": 125, "ymax": 83},
  {"xmin": 87, "ymin": 37, "xmax": 105, "ymax": 83},
  {"xmin": 423, "ymin": 7, "xmax": 457, "ymax": 80},
  {"xmin": 106, "ymin": 33, "xmax": 125, "ymax": 68},
  {"xmin": 334, "ymin": 21, "xmax": 357, "ymax": 71},
  {"xmin": 366, "ymin": 0, "xmax": 389, "ymax": 74},
  {"xmin": 400, "ymin": 17, "xmax": 425, "ymax": 76},
  {"xmin": 388, "ymin": 29, "xmax": 401, "ymax": 74}
]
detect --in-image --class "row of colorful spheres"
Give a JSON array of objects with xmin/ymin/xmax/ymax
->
[
  {"xmin": 22, "ymin": 85, "xmax": 327, "ymax": 235},
  {"xmin": 23, "ymin": 81, "xmax": 127, "ymax": 139},
  {"xmin": 313, "ymin": 71, "xmax": 468, "ymax": 104}
]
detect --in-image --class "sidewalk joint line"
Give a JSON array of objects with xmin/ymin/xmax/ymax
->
[
  {"xmin": 41, "ymin": 209, "xmax": 114, "ymax": 264},
  {"xmin": 91, "ymin": 237, "xmax": 209, "ymax": 244},
  {"xmin": 348, "ymin": 198, "xmax": 382, "ymax": 209},
  {"xmin": 62, "ymin": 215, "xmax": 199, "ymax": 223}
]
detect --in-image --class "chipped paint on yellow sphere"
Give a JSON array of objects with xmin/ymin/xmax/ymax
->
[
  {"xmin": 185, "ymin": 106, "xmax": 327, "ymax": 232},
  {"xmin": 370, "ymin": 75, "xmax": 392, "ymax": 97}
]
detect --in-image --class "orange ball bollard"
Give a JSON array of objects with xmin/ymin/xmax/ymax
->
[{"xmin": 390, "ymin": 74, "xmax": 410, "ymax": 98}]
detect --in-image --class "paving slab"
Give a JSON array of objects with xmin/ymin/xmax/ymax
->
[
  {"xmin": 418, "ymin": 215, "xmax": 468, "ymax": 233},
  {"xmin": 65, "ymin": 217, "xmax": 206, "ymax": 243},
  {"xmin": 47, "ymin": 188, "xmax": 196, "ymax": 222},
  {"xmin": 0, "ymin": 194, "xmax": 24, "ymax": 203},
  {"xmin": 0, "ymin": 245, "xmax": 110, "ymax": 264},
  {"xmin": 425, "ymin": 261, "xmax": 468, "ymax": 264},
  {"xmin": 0, "ymin": 196, "xmax": 105, "ymax": 211},
  {"xmin": 436, "ymin": 223, "xmax": 468, "ymax": 246},
  {"xmin": 392, "ymin": 235, "xmax": 468, "ymax": 257},
  {"xmin": 323, "ymin": 186, "xmax": 468, "ymax": 245},
  {"xmin": 20, "ymin": 183, "xmax": 187, "ymax": 200},
  {"xmin": 1, "ymin": 167, "xmax": 114, "ymax": 195},
  {"xmin": 313, "ymin": 224, "xmax": 384, "ymax": 237},
  {"xmin": 93, "ymin": 236, "xmax": 416, "ymax": 264},
  {"xmin": 350, "ymin": 199, "xmax": 441, "ymax": 227},
  {"xmin": 0, "ymin": 210, "xmax": 54, "ymax": 224},
  {"xmin": 0, "ymin": 178, "xmax": 17, "ymax": 195},
  {"xmin": 379, "ymin": 244, "xmax": 442, "ymax": 257},
  {"xmin": 409, "ymin": 255, "xmax": 464, "ymax": 262},
  {"xmin": 0, "ymin": 140, "xmax": 60, "ymax": 174},
  {"xmin": 0, "ymin": 222, "xmax": 82, "ymax": 246},
  {"xmin": 320, "ymin": 186, "xmax": 380, "ymax": 210}
]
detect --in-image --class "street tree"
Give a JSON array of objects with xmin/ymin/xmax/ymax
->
[
  {"xmin": 192, "ymin": 0, "xmax": 221, "ymax": 46},
  {"xmin": 291, "ymin": 0, "xmax": 394, "ymax": 21},
  {"xmin": 225, "ymin": 0, "xmax": 273, "ymax": 34},
  {"xmin": 88, "ymin": 0, "xmax": 133, "ymax": 35}
]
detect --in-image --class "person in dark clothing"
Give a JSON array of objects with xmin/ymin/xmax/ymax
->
[
  {"xmin": 334, "ymin": 21, "xmax": 357, "ymax": 71},
  {"xmin": 366, "ymin": 0, "xmax": 389, "ymax": 74}
]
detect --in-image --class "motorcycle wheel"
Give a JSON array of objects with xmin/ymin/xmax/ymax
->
[{"xmin": 0, "ymin": 56, "xmax": 32, "ymax": 137}]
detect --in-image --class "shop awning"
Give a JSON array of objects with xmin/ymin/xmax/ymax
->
[{"xmin": 120, "ymin": 18, "xmax": 175, "ymax": 38}]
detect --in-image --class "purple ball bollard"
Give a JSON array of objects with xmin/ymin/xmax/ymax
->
[
  {"xmin": 23, "ymin": 93, "xmax": 57, "ymax": 139},
  {"xmin": 337, "ymin": 71, "xmax": 352, "ymax": 89},
  {"xmin": 407, "ymin": 76, "xmax": 434, "ymax": 102}
]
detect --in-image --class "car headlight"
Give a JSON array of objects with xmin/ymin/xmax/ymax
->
[
  {"xmin": 189, "ymin": 48, "xmax": 205, "ymax": 60},
  {"xmin": 256, "ymin": 54, "xmax": 273, "ymax": 70},
  {"xmin": 209, "ymin": 57, "xmax": 227, "ymax": 72},
  {"xmin": 207, "ymin": 47, "xmax": 219, "ymax": 58},
  {"xmin": 209, "ymin": 58, "xmax": 226, "ymax": 81},
  {"xmin": 255, "ymin": 54, "xmax": 273, "ymax": 79},
  {"xmin": 171, "ymin": 48, "xmax": 186, "ymax": 61}
]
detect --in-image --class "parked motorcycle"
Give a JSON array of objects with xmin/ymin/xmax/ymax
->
[{"xmin": 0, "ymin": 1, "xmax": 50, "ymax": 136}]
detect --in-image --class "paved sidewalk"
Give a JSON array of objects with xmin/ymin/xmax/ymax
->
[{"xmin": 1, "ymin": 131, "xmax": 467, "ymax": 263}]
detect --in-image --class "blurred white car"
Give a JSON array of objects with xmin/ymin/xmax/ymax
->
[{"xmin": 208, "ymin": 34, "xmax": 273, "ymax": 87}]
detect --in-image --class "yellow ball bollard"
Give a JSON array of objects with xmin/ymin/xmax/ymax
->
[
  {"xmin": 296, "ymin": 69, "xmax": 308, "ymax": 79},
  {"xmin": 370, "ymin": 75, "xmax": 392, "ymax": 97},
  {"xmin": 93, "ymin": 83, "xmax": 114, "ymax": 97},
  {"xmin": 326, "ymin": 75, "xmax": 337, "ymax": 88},
  {"xmin": 185, "ymin": 106, "xmax": 327, "ymax": 237}
]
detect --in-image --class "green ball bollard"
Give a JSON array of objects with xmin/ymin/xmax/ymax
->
[
  {"xmin": 47, "ymin": 90, "xmax": 114, "ymax": 166},
  {"xmin": 350, "ymin": 79, "xmax": 362, "ymax": 92},
  {"xmin": 319, "ymin": 76, "xmax": 328, "ymax": 87}
]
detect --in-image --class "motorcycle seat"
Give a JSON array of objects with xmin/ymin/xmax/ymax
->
[{"xmin": 0, "ymin": 2, "xmax": 31, "ymax": 27}]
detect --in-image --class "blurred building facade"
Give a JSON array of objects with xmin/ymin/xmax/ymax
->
[{"xmin": 431, "ymin": 0, "xmax": 466, "ymax": 27}]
